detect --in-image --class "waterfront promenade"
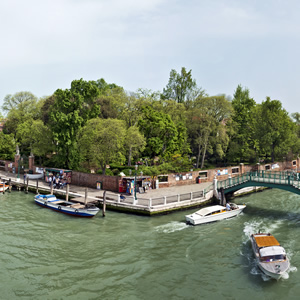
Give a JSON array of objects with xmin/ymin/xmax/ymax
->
[{"xmin": 0, "ymin": 170, "xmax": 214, "ymax": 215}]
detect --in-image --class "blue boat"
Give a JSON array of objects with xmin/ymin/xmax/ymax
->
[{"xmin": 34, "ymin": 194, "xmax": 100, "ymax": 218}]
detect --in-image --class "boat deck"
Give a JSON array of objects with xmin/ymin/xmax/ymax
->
[{"xmin": 254, "ymin": 235, "xmax": 280, "ymax": 248}]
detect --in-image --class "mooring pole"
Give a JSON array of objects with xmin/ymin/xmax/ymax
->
[
  {"xmin": 102, "ymin": 190, "xmax": 106, "ymax": 217},
  {"xmin": 2, "ymin": 179, "xmax": 5, "ymax": 194},
  {"xmin": 36, "ymin": 179, "xmax": 39, "ymax": 194},
  {"xmin": 66, "ymin": 184, "xmax": 69, "ymax": 202},
  {"xmin": 50, "ymin": 181, "xmax": 53, "ymax": 195},
  {"xmin": 9, "ymin": 178, "xmax": 12, "ymax": 193},
  {"xmin": 25, "ymin": 177, "xmax": 29, "ymax": 194},
  {"xmin": 84, "ymin": 188, "xmax": 88, "ymax": 206}
]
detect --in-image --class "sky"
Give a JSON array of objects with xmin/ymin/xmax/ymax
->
[{"xmin": 0, "ymin": 0, "xmax": 299, "ymax": 114}]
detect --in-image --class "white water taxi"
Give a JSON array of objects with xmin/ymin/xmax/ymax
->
[
  {"xmin": 250, "ymin": 233, "xmax": 290, "ymax": 280},
  {"xmin": 185, "ymin": 203, "xmax": 246, "ymax": 225}
]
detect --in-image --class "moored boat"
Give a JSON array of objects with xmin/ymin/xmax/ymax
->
[
  {"xmin": 185, "ymin": 203, "xmax": 246, "ymax": 225},
  {"xmin": 0, "ymin": 183, "xmax": 9, "ymax": 192},
  {"xmin": 250, "ymin": 232, "xmax": 290, "ymax": 280},
  {"xmin": 34, "ymin": 194, "xmax": 100, "ymax": 218}
]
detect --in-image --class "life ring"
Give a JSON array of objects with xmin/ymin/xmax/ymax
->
[
  {"xmin": 75, "ymin": 209, "xmax": 79, "ymax": 213},
  {"xmin": 58, "ymin": 206, "xmax": 61, "ymax": 210}
]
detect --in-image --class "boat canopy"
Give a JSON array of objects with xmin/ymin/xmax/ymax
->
[
  {"xmin": 259, "ymin": 246, "xmax": 286, "ymax": 257},
  {"xmin": 254, "ymin": 235, "xmax": 280, "ymax": 248},
  {"xmin": 195, "ymin": 205, "xmax": 226, "ymax": 216}
]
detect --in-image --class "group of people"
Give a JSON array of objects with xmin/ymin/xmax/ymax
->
[{"xmin": 48, "ymin": 174, "xmax": 67, "ymax": 189}]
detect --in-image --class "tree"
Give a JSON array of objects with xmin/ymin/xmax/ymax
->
[
  {"xmin": 1, "ymin": 91, "xmax": 38, "ymax": 115},
  {"xmin": 124, "ymin": 126, "xmax": 146, "ymax": 166},
  {"xmin": 49, "ymin": 79, "xmax": 100, "ymax": 169},
  {"xmin": 78, "ymin": 118, "xmax": 126, "ymax": 174},
  {"xmin": 254, "ymin": 98, "xmax": 295, "ymax": 162},
  {"xmin": 138, "ymin": 105, "xmax": 182, "ymax": 159},
  {"xmin": 0, "ymin": 132, "xmax": 15, "ymax": 160},
  {"xmin": 161, "ymin": 67, "xmax": 205, "ymax": 103},
  {"xmin": 227, "ymin": 85, "xmax": 257, "ymax": 163},
  {"xmin": 187, "ymin": 95, "xmax": 232, "ymax": 168},
  {"xmin": 16, "ymin": 119, "xmax": 54, "ymax": 163}
]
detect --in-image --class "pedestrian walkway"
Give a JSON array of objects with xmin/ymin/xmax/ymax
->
[{"xmin": 0, "ymin": 170, "xmax": 214, "ymax": 215}]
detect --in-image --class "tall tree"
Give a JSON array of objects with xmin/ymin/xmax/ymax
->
[
  {"xmin": 78, "ymin": 118, "xmax": 126, "ymax": 174},
  {"xmin": 254, "ymin": 97, "xmax": 295, "ymax": 162},
  {"xmin": 49, "ymin": 79, "xmax": 100, "ymax": 169},
  {"xmin": 161, "ymin": 67, "xmax": 204, "ymax": 103},
  {"xmin": 228, "ymin": 85, "xmax": 256, "ymax": 163}
]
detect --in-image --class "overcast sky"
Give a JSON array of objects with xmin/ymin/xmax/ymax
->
[{"xmin": 1, "ymin": 0, "xmax": 299, "ymax": 114}]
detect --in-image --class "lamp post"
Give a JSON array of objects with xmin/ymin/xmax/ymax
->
[{"xmin": 134, "ymin": 164, "xmax": 138, "ymax": 202}]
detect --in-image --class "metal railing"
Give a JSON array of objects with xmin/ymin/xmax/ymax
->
[{"xmin": 217, "ymin": 171, "xmax": 300, "ymax": 190}]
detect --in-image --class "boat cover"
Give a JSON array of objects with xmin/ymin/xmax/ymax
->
[
  {"xmin": 259, "ymin": 246, "xmax": 286, "ymax": 257},
  {"xmin": 254, "ymin": 235, "xmax": 280, "ymax": 248}
]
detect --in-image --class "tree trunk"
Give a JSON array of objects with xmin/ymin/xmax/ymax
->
[
  {"xmin": 196, "ymin": 143, "xmax": 201, "ymax": 168},
  {"xmin": 200, "ymin": 142, "xmax": 207, "ymax": 169},
  {"xmin": 128, "ymin": 146, "xmax": 132, "ymax": 166}
]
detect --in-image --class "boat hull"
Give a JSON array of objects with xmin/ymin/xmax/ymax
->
[
  {"xmin": 186, "ymin": 205, "xmax": 246, "ymax": 225},
  {"xmin": 34, "ymin": 195, "xmax": 100, "ymax": 218}
]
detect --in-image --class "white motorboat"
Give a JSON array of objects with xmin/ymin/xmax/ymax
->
[
  {"xmin": 250, "ymin": 233, "xmax": 290, "ymax": 280},
  {"xmin": 185, "ymin": 203, "xmax": 246, "ymax": 225}
]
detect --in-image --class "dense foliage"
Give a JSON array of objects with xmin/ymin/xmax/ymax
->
[{"xmin": 1, "ymin": 68, "xmax": 299, "ymax": 175}]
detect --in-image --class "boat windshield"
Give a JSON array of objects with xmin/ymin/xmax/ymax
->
[{"xmin": 260, "ymin": 255, "xmax": 286, "ymax": 262}]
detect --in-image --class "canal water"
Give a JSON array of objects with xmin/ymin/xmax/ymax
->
[{"xmin": 0, "ymin": 189, "xmax": 300, "ymax": 300}]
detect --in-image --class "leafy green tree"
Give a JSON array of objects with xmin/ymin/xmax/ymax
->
[
  {"xmin": 3, "ymin": 93, "xmax": 43, "ymax": 137},
  {"xmin": 138, "ymin": 105, "xmax": 184, "ymax": 159},
  {"xmin": 228, "ymin": 85, "xmax": 257, "ymax": 163},
  {"xmin": 49, "ymin": 79, "xmax": 100, "ymax": 169},
  {"xmin": 161, "ymin": 67, "xmax": 205, "ymax": 103},
  {"xmin": 78, "ymin": 118, "xmax": 126, "ymax": 174},
  {"xmin": 187, "ymin": 95, "xmax": 232, "ymax": 168},
  {"xmin": 0, "ymin": 132, "xmax": 16, "ymax": 160},
  {"xmin": 124, "ymin": 126, "xmax": 146, "ymax": 166},
  {"xmin": 254, "ymin": 98, "xmax": 295, "ymax": 162},
  {"xmin": 1, "ymin": 91, "xmax": 38, "ymax": 115},
  {"xmin": 16, "ymin": 119, "xmax": 54, "ymax": 163}
]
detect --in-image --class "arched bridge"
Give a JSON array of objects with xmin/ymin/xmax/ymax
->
[{"xmin": 217, "ymin": 171, "xmax": 300, "ymax": 196}]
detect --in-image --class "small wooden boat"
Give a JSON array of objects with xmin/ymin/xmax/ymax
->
[
  {"xmin": 0, "ymin": 183, "xmax": 9, "ymax": 192},
  {"xmin": 250, "ymin": 233, "xmax": 290, "ymax": 280},
  {"xmin": 185, "ymin": 203, "xmax": 246, "ymax": 225},
  {"xmin": 34, "ymin": 194, "xmax": 100, "ymax": 218}
]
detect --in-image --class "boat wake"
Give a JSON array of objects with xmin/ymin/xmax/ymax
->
[{"xmin": 155, "ymin": 221, "xmax": 189, "ymax": 234}]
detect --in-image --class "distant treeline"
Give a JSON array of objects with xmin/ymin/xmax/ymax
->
[{"xmin": 0, "ymin": 67, "xmax": 299, "ymax": 176}]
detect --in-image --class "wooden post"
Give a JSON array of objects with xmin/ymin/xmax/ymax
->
[
  {"xmin": 84, "ymin": 188, "xmax": 88, "ymax": 206},
  {"xmin": 50, "ymin": 181, "xmax": 53, "ymax": 195},
  {"xmin": 102, "ymin": 190, "xmax": 106, "ymax": 217},
  {"xmin": 9, "ymin": 178, "xmax": 12, "ymax": 193},
  {"xmin": 2, "ymin": 179, "xmax": 5, "ymax": 194},
  {"xmin": 66, "ymin": 184, "xmax": 69, "ymax": 202},
  {"xmin": 26, "ymin": 177, "xmax": 29, "ymax": 194},
  {"xmin": 36, "ymin": 179, "xmax": 39, "ymax": 194}
]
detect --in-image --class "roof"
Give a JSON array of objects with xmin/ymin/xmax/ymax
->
[
  {"xmin": 259, "ymin": 246, "xmax": 286, "ymax": 257},
  {"xmin": 254, "ymin": 235, "xmax": 280, "ymax": 248},
  {"xmin": 196, "ymin": 205, "xmax": 226, "ymax": 216}
]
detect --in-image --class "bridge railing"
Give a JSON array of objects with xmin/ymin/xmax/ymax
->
[{"xmin": 217, "ymin": 170, "xmax": 300, "ymax": 190}]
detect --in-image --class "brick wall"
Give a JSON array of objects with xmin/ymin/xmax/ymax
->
[{"xmin": 71, "ymin": 171, "xmax": 120, "ymax": 192}]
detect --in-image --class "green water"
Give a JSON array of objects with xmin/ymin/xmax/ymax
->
[{"xmin": 0, "ymin": 189, "xmax": 300, "ymax": 300}]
